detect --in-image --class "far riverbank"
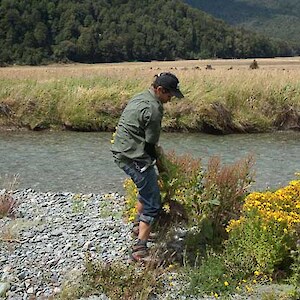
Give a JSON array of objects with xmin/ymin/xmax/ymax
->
[{"xmin": 0, "ymin": 59, "xmax": 300, "ymax": 134}]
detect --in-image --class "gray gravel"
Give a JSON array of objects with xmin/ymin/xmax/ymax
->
[{"xmin": 0, "ymin": 189, "xmax": 132, "ymax": 299}]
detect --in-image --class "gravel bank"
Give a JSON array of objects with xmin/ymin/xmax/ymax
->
[{"xmin": 0, "ymin": 189, "xmax": 132, "ymax": 299}]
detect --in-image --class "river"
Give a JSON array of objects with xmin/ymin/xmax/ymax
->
[{"xmin": 0, "ymin": 131, "xmax": 299, "ymax": 194}]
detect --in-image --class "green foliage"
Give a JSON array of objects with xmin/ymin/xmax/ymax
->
[
  {"xmin": 185, "ymin": 0, "xmax": 300, "ymax": 45},
  {"xmin": 0, "ymin": 0, "xmax": 297, "ymax": 65},
  {"xmin": 288, "ymin": 241, "xmax": 300, "ymax": 296},
  {"xmin": 123, "ymin": 154, "xmax": 299, "ymax": 298},
  {"xmin": 0, "ymin": 76, "xmax": 141, "ymax": 131},
  {"xmin": 186, "ymin": 251, "xmax": 238, "ymax": 298}
]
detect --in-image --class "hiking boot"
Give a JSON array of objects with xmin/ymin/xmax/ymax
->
[
  {"xmin": 129, "ymin": 244, "xmax": 160, "ymax": 265},
  {"xmin": 130, "ymin": 244, "xmax": 149, "ymax": 261},
  {"xmin": 131, "ymin": 223, "xmax": 158, "ymax": 242}
]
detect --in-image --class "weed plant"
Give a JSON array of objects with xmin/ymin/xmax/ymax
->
[
  {"xmin": 59, "ymin": 254, "xmax": 165, "ymax": 300},
  {"xmin": 0, "ymin": 192, "xmax": 17, "ymax": 218},
  {"xmin": 0, "ymin": 175, "xmax": 19, "ymax": 218},
  {"xmin": 124, "ymin": 151, "xmax": 254, "ymax": 249}
]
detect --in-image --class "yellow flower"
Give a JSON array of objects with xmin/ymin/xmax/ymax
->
[
  {"xmin": 214, "ymin": 293, "xmax": 219, "ymax": 298},
  {"xmin": 245, "ymin": 285, "xmax": 253, "ymax": 292},
  {"xmin": 254, "ymin": 271, "xmax": 261, "ymax": 276},
  {"xmin": 224, "ymin": 281, "xmax": 229, "ymax": 286}
]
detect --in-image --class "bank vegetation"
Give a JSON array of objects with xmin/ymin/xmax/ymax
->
[{"xmin": 0, "ymin": 58, "xmax": 300, "ymax": 134}]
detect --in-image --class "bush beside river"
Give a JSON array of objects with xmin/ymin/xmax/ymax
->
[{"xmin": 0, "ymin": 59, "xmax": 300, "ymax": 134}]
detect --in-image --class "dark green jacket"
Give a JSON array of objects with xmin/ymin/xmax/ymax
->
[{"xmin": 111, "ymin": 89, "xmax": 163, "ymax": 167}]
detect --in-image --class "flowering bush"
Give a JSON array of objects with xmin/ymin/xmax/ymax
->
[
  {"xmin": 123, "ymin": 151, "xmax": 254, "ymax": 245},
  {"xmin": 225, "ymin": 178, "xmax": 300, "ymax": 276}
]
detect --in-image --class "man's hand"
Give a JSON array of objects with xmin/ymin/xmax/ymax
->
[
  {"xmin": 155, "ymin": 144, "xmax": 164, "ymax": 158},
  {"xmin": 155, "ymin": 145, "xmax": 168, "ymax": 174}
]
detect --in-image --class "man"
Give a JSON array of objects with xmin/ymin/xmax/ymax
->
[{"xmin": 111, "ymin": 72, "xmax": 184, "ymax": 262}]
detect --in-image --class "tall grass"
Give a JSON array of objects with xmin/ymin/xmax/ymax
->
[{"xmin": 0, "ymin": 58, "xmax": 300, "ymax": 132}]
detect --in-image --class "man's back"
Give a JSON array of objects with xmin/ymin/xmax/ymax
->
[{"xmin": 111, "ymin": 89, "xmax": 163, "ymax": 165}]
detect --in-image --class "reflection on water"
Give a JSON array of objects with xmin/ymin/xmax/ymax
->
[{"xmin": 0, "ymin": 130, "xmax": 299, "ymax": 193}]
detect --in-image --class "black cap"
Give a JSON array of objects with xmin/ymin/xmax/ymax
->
[{"xmin": 154, "ymin": 72, "xmax": 184, "ymax": 98}]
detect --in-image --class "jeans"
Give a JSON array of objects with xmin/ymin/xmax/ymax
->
[{"xmin": 122, "ymin": 161, "xmax": 161, "ymax": 225}]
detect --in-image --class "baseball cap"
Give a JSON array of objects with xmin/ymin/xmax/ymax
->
[{"xmin": 154, "ymin": 72, "xmax": 184, "ymax": 98}]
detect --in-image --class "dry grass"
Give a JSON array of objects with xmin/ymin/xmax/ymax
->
[
  {"xmin": 0, "ymin": 57, "xmax": 299, "ymax": 132},
  {"xmin": 0, "ymin": 175, "xmax": 19, "ymax": 218},
  {"xmin": 0, "ymin": 224, "xmax": 20, "ymax": 243},
  {"xmin": 1, "ymin": 57, "xmax": 300, "ymax": 81},
  {"xmin": 1, "ymin": 57, "xmax": 299, "ymax": 102}
]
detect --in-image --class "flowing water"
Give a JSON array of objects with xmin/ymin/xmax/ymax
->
[{"xmin": 0, "ymin": 130, "xmax": 299, "ymax": 194}]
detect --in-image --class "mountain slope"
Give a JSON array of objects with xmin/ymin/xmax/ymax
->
[
  {"xmin": 184, "ymin": 0, "xmax": 300, "ymax": 43},
  {"xmin": 0, "ymin": 0, "xmax": 296, "ymax": 65}
]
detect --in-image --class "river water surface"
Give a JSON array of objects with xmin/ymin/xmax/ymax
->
[{"xmin": 0, "ymin": 131, "xmax": 299, "ymax": 194}]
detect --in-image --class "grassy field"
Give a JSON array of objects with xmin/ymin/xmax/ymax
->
[{"xmin": 0, "ymin": 57, "xmax": 300, "ymax": 133}]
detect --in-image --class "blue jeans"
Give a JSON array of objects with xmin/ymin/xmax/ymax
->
[{"xmin": 122, "ymin": 161, "xmax": 161, "ymax": 225}]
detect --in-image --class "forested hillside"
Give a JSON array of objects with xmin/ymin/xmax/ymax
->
[
  {"xmin": 0, "ymin": 0, "xmax": 297, "ymax": 65},
  {"xmin": 184, "ymin": 0, "xmax": 300, "ymax": 44}
]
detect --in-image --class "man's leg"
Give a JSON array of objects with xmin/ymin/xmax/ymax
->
[
  {"xmin": 132, "ymin": 201, "xmax": 143, "ymax": 236},
  {"xmin": 122, "ymin": 162, "xmax": 161, "ymax": 261},
  {"xmin": 132, "ymin": 166, "xmax": 161, "ymax": 261},
  {"xmin": 138, "ymin": 220, "xmax": 151, "ymax": 241},
  {"xmin": 137, "ymin": 200, "xmax": 143, "ymax": 215}
]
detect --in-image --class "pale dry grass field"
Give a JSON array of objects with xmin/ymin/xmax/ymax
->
[{"xmin": 1, "ymin": 56, "xmax": 300, "ymax": 81}]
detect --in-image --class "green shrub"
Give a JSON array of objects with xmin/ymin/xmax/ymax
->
[{"xmin": 288, "ymin": 241, "xmax": 300, "ymax": 296}]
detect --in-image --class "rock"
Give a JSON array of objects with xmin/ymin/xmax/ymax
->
[
  {"xmin": 83, "ymin": 241, "xmax": 93, "ymax": 251},
  {"xmin": 51, "ymin": 228, "xmax": 63, "ymax": 236},
  {"xmin": 27, "ymin": 286, "xmax": 34, "ymax": 294},
  {"xmin": 0, "ymin": 282, "xmax": 10, "ymax": 297},
  {"xmin": 17, "ymin": 271, "xmax": 28, "ymax": 280},
  {"xmin": 53, "ymin": 287, "xmax": 61, "ymax": 294}
]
